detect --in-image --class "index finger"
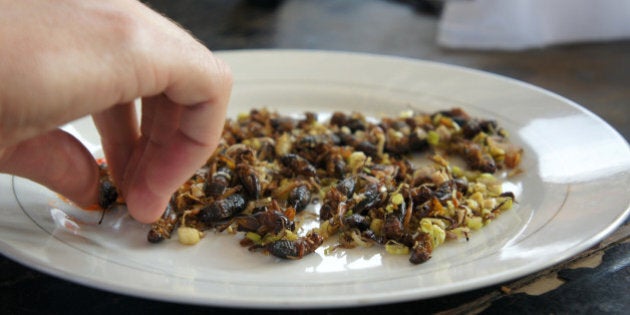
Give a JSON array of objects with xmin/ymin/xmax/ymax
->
[{"xmin": 123, "ymin": 92, "xmax": 230, "ymax": 223}]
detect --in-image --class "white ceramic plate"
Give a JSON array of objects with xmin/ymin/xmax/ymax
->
[{"xmin": 1, "ymin": 50, "xmax": 629, "ymax": 309}]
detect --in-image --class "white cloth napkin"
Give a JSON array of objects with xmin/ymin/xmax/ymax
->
[{"xmin": 437, "ymin": 0, "xmax": 630, "ymax": 50}]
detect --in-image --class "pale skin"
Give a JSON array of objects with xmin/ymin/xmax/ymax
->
[{"xmin": 0, "ymin": 0, "xmax": 233, "ymax": 223}]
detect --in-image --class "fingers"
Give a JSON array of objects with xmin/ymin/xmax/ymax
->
[
  {"xmin": 92, "ymin": 10, "xmax": 232, "ymax": 223},
  {"xmin": 92, "ymin": 102, "xmax": 139, "ymax": 190},
  {"xmin": 116, "ymin": 27, "xmax": 232, "ymax": 222},
  {"xmin": 123, "ymin": 92, "xmax": 230, "ymax": 223},
  {"xmin": 0, "ymin": 129, "xmax": 99, "ymax": 207}
]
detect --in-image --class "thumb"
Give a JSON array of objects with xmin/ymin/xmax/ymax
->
[{"xmin": 0, "ymin": 129, "xmax": 99, "ymax": 207}]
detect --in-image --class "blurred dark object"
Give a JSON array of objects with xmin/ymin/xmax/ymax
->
[
  {"xmin": 391, "ymin": 0, "xmax": 444, "ymax": 15},
  {"xmin": 246, "ymin": 0, "xmax": 284, "ymax": 9}
]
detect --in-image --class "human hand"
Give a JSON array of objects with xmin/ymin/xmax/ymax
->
[{"xmin": 0, "ymin": 0, "xmax": 232, "ymax": 223}]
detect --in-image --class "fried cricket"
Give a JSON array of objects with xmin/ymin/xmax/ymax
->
[{"xmin": 98, "ymin": 108, "xmax": 523, "ymax": 264}]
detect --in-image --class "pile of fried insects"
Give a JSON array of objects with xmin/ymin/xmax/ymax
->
[{"xmin": 98, "ymin": 108, "xmax": 523, "ymax": 264}]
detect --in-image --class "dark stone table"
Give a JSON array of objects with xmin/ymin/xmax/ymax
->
[{"xmin": 2, "ymin": 1, "xmax": 628, "ymax": 314}]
